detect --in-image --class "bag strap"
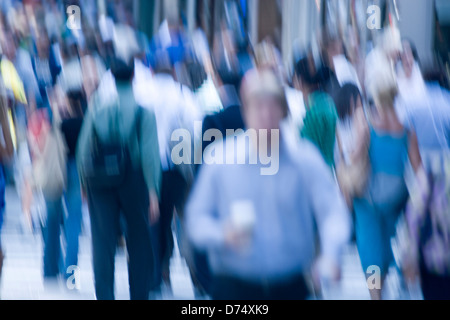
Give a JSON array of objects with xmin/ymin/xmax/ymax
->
[
  {"xmin": 353, "ymin": 106, "xmax": 371, "ymax": 161},
  {"xmin": 135, "ymin": 106, "xmax": 143, "ymax": 143}
]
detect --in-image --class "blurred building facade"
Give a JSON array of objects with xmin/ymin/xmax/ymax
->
[
  {"xmin": 12, "ymin": 0, "xmax": 447, "ymax": 86},
  {"xmin": 131, "ymin": 0, "xmax": 443, "ymax": 76}
]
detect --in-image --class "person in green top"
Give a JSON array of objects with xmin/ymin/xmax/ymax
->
[
  {"xmin": 76, "ymin": 56, "xmax": 162, "ymax": 300},
  {"xmin": 294, "ymin": 54, "xmax": 338, "ymax": 169}
]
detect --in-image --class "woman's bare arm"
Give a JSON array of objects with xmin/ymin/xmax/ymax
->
[{"xmin": 408, "ymin": 130, "xmax": 422, "ymax": 174}]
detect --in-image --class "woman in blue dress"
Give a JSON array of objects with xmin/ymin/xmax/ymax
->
[{"xmin": 352, "ymin": 63, "xmax": 422, "ymax": 300}]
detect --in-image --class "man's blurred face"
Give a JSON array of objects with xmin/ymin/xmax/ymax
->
[{"xmin": 243, "ymin": 94, "xmax": 285, "ymax": 132}]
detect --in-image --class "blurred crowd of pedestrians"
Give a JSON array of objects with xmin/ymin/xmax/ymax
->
[{"xmin": 0, "ymin": 0, "xmax": 448, "ymax": 301}]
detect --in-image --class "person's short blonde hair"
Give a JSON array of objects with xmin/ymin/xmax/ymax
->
[
  {"xmin": 254, "ymin": 41, "xmax": 279, "ymax": 68},
  {"xmin": 240, "ymin": 68, "xmax": 289, "ymax": 118},
  {"xmin": 382, "ymin": 25, "xmax": 403, "ymax": 56},
  {"xmin": 368, "ymin": 57, "xmax": 399, "ymax": 108}
]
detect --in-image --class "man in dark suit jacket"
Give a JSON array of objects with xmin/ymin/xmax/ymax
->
[
  {"xmin": 189, "ymin": 61, "xmax": 246, "ymax": 298},
  {"xmin": 201, "ymin": 84, "xmax": 246, "ymax": 154},
  {"xmin": 200, "ymin": 42, "xmax": 253, "ymax": 154}
]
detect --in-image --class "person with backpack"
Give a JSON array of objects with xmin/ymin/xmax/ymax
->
[
  {"xmin": 34, "ymin": 38, "xmax": 87, "ymax": 285},
  {"xmin": 56, "ymin": 87, "xmax": 86, "ymax": 282},
  {"xmin": 76, "ymin": 54, "xmax": 161, "ymax": 300},
  {"xmin": 27, "ymin": 90, "xmax": 68, "ymax": 283}
]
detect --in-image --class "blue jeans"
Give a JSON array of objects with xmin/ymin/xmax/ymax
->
[
  {"xmin": 43, "ymin": 158, "xmax": 82, "ymax": 278},
  {"xmin": 14, "ymin": 103, "xmax": 28, "ymax": 145},
  {"xmin": 0, "ymin": 166, "xmax": 5, "ymax": 247}
]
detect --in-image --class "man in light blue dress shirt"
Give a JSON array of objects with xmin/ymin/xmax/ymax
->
[{"xmin": 186, "ymin": 68, "xmax": 351, "ymax": 300}]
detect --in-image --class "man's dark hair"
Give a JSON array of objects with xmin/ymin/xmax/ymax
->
[
  {"xmin": 216, "ymin": 62, "xmax": 241, "ymax": 89},
  {"xmin": 294, "ymin": 56, "xmax": 331, "ymax": 90},
  {"xmin": 333, "ymin": 83, "xmax": 362, "ymax": 121},
  {"xmin": 67, "ymin": 89, "xmax": 87, "ymax": 117},
  {"xmin": 110, "ymin": 57, "xmax": 135, "ymax": 81}
]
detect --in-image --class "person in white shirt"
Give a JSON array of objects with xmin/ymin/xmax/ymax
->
[
  {"xmin": 395, "ymin": 40, "xmax": 428, "ymax": 125},
  {"xmin": 135, "ymin": 49, "xmax": 202, "ymax": 294},
  {"xmin": 365, "ymin": 25, "xmax": 403, "ymax": 101},
  {"xmin": 322, "ymin": 33, "xmax": 362, "ymax": 92}
]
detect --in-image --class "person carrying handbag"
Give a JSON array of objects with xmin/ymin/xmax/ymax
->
[
  {"xmin": 334, "ymin": 84, "xmax": 369, "ymax": 210},
  {"xmin": 28, "ymin": 88, "xmax": 70, "ymax": 282}
]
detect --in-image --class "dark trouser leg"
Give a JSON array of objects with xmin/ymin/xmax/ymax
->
[
  {"xmin": 149, "ymin": 221, "xmax": 161, "ymax": 290},
  {"xmin": 43, "ymin": 197, "xmax": 64, "ymax": 278},
  {"xmin": 169, "ymin": 170, "xmax": 211, "ymax": 294},
  {"xmin": 0, "ymin": 165, "xmax": 4, "ymax": 241},
  {"xmin": 63, "ymin": 159, "xmax": 83, "ymax": 275},
  {"xmin": 118, "ymin": 171, "xmax": 153, "ymax": 300},
  {"xmin": 0, "ymin": 166, "xmax": 5, "ymax": 279},
  {"xmin": 191, "ymin": 249, "xmax": 212, "ymax": 295},
  {"xmin": 87, "ymin": 188, "xmax": 120, "ymax": 300},
  {"xmin": 159, "ymin": 171, "xmax": 175, "ymax": 283},
  {"xmin": 176, "ymin": 208, "xmax": 214, "ymax": 295},
  {"xmin": 158, "ymin": 170, "xmax": 189, "ymax": 285},
  {"xmin": 176, "ymin": 214, "xmax": 212, "ymax": 294},
  {"xmin": 420, "ymin": 262, "xmax": 450, "ymax": 300},
  {"xmin": 0, "ymin": 249, "xmax": 3, "ymax": 280}
]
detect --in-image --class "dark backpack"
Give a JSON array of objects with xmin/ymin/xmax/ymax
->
[{"xmin": 80, "ymin": 106, "xmax": 142, "ymax": 190}]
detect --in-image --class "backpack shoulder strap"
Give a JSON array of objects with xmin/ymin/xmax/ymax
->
[{"xmin": 135, "ymin": 106, "xmax": 143, "ymax": 142}]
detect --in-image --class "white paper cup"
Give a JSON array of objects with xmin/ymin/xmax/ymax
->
[{"xmin": 230, "ymin": 200, "xmax": 256, "ymax": 235}]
